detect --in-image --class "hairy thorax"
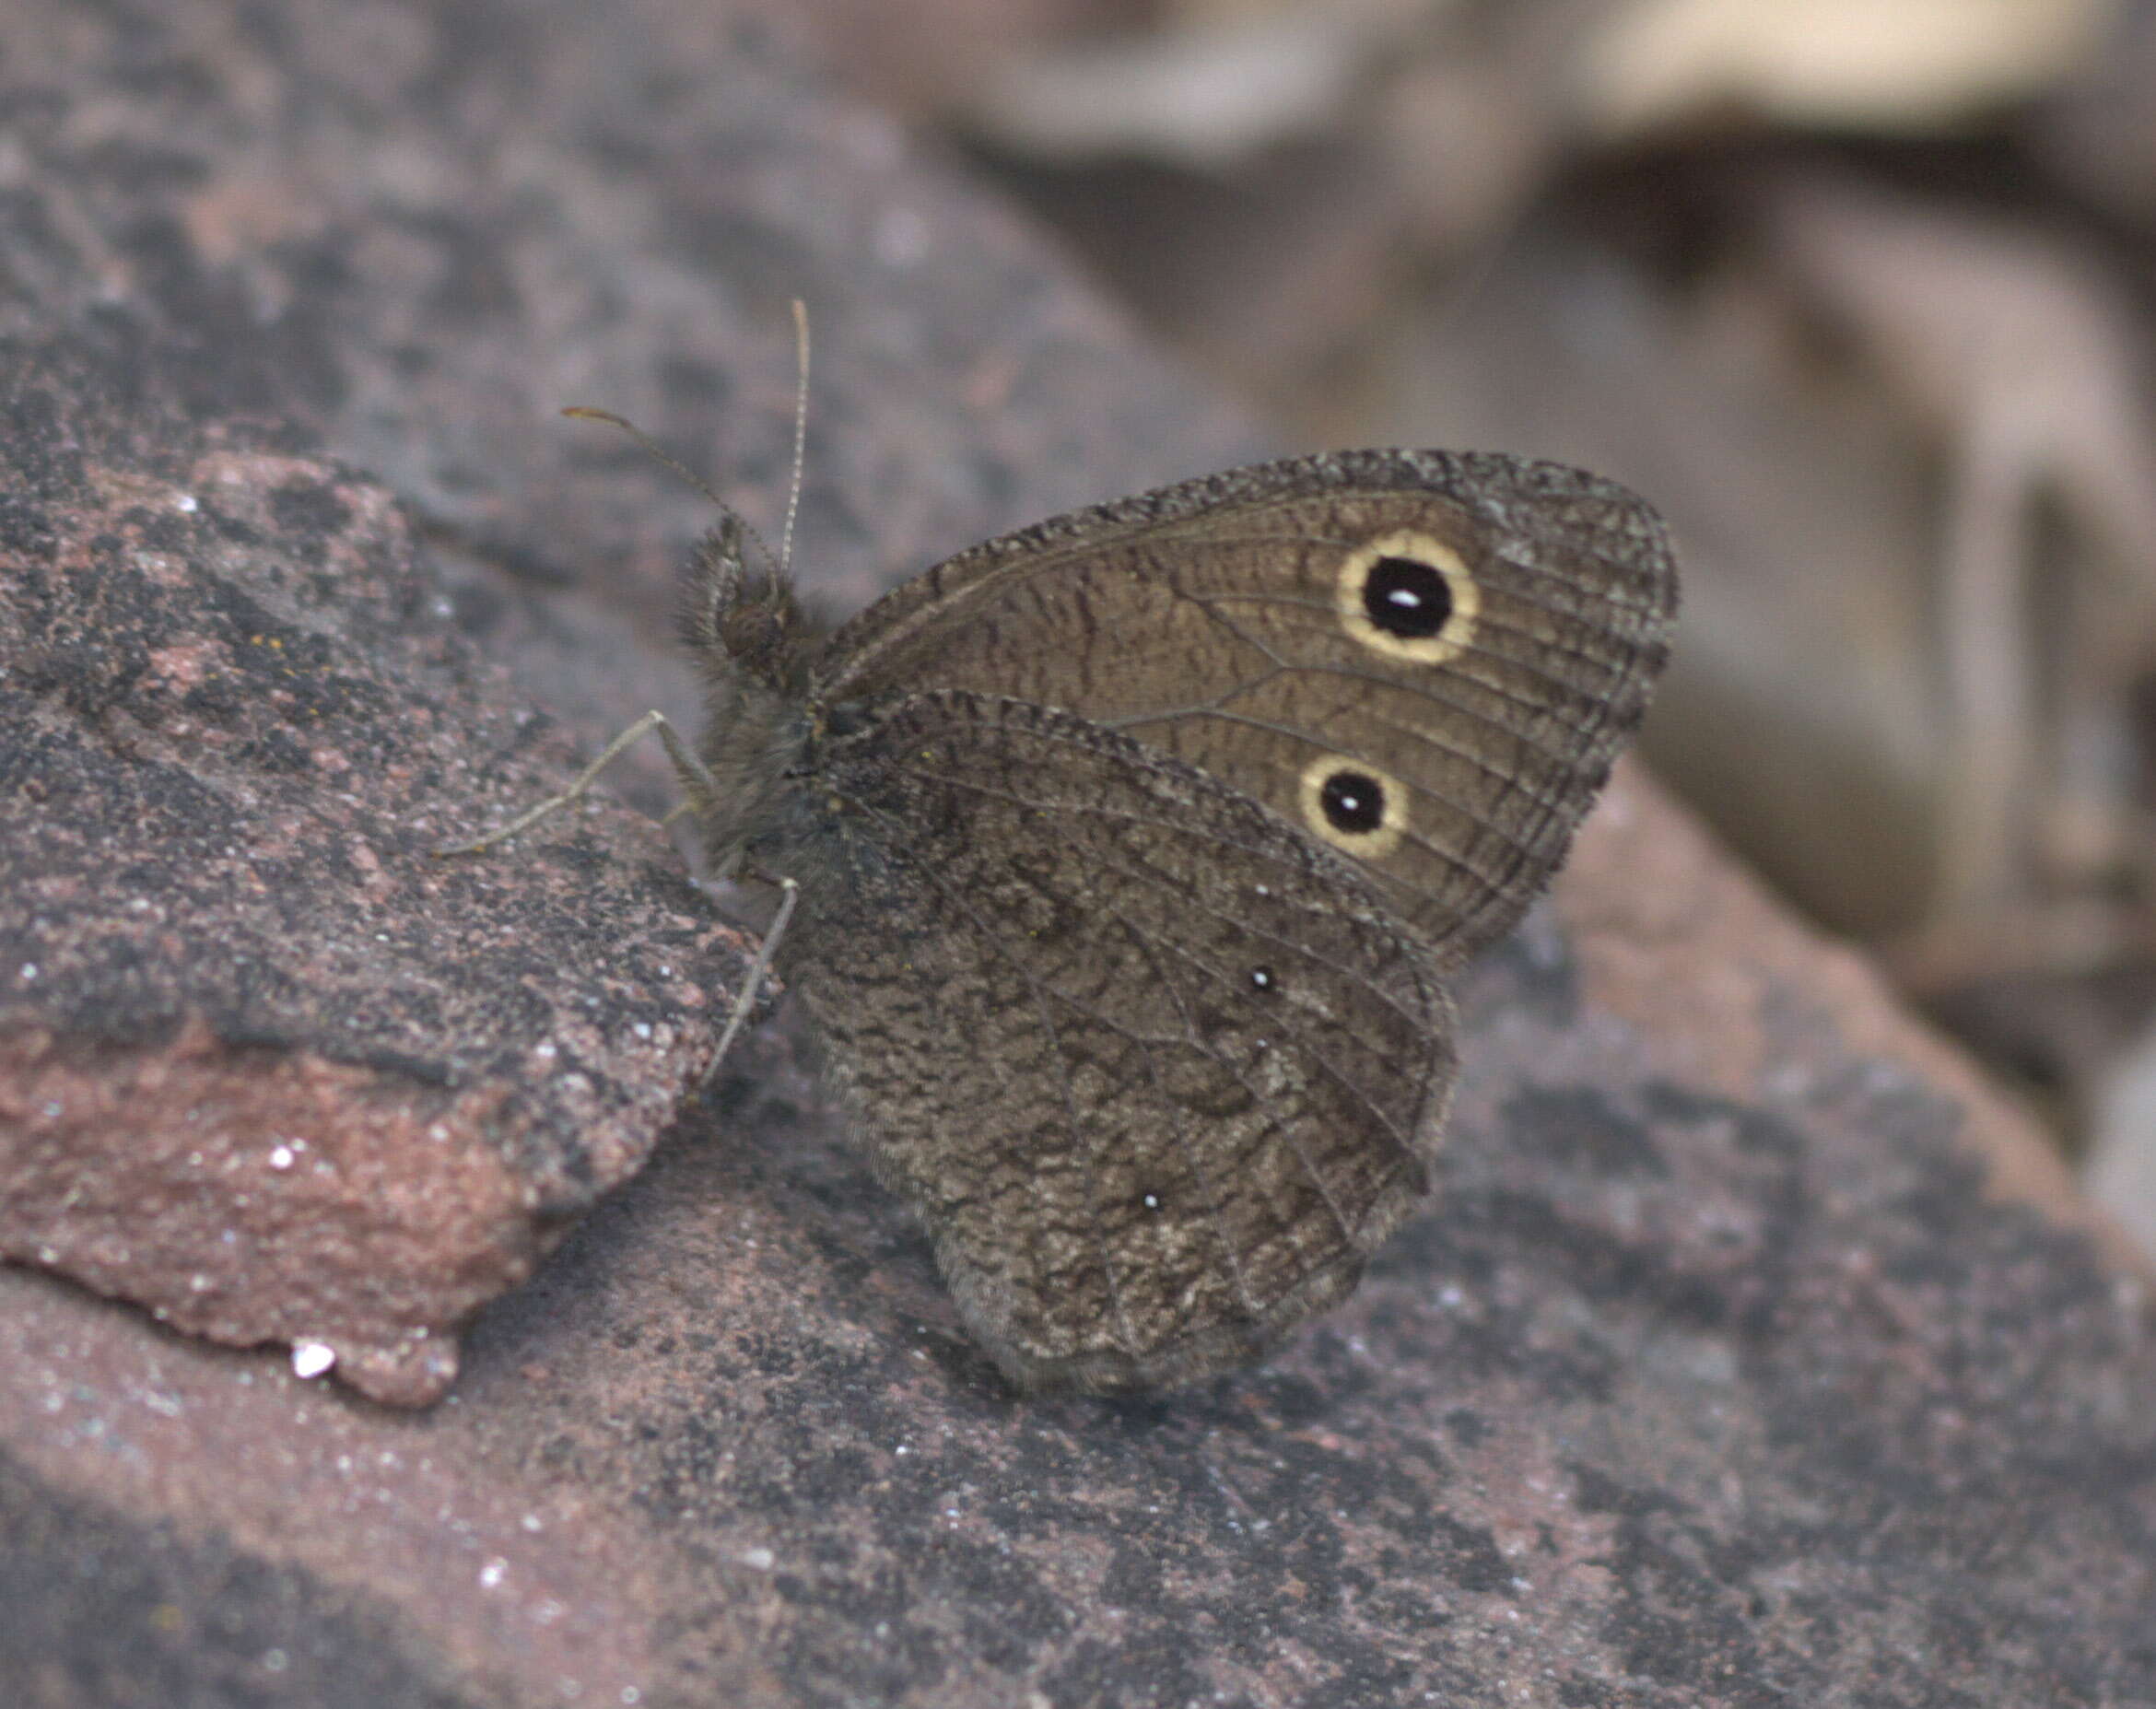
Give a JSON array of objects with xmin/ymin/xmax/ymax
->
[{"xmin": 694, "ymin": 673, "xmax": 817, "ymax": 882}]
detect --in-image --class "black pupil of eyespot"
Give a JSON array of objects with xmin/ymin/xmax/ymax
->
[
  {"xmin": 1320, "ymin": 770, "xmax": 1385, "ymax": 835},
  {"xmin": 1364, "ymin": 556, "xmax": 1451, "ymax": 639}
]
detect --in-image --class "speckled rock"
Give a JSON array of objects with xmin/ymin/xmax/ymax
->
[
  {"xmin": 0, "ymin": 324, "xmax": 747, "ymax": 1403},
  {"xmin": 0, "ymin": 3, "xmax": 2151, "ymax": 1707}
]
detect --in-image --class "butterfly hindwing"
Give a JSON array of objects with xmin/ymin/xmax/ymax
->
[{"xmin": 768, "ymin": 691, "xmax": 1456, "ymax": 1393}]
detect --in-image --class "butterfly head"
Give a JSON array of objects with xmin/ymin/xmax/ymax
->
[{"xmin": 681, "ymin": 514, "xmax": 814, "ymax": 695}]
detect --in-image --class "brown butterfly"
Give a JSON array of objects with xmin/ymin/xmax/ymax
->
[{"xmin": 458, "ymin": 401, "xmax": 1676, "ymax": 1394}]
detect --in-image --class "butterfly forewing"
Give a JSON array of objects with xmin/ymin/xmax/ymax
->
[
  {"xmin": 813, "ymin": 451, "xmax": 1677, "ymax": 966},
  {"xmin": 771, "ymin": 692, "xmax": 1455, "ymax": 1393}
]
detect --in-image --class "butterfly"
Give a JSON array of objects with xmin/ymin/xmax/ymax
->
[{"xmin": 455, "ymin": 384, "xmax": 1676, "ymax": 1394}]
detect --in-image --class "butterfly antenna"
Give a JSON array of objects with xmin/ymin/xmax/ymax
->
[
  {"xmin": 561, "ymin": 405, "xmax": 785, "ymax": 580},
  {"xmin": 779, "ymin": 298, "xmax": 810, "ymax": 581}
]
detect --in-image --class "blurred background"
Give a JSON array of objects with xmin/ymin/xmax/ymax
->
[{"xmin": 758, "ymin": 0, "xmax": 2156, "ymax": 1258}]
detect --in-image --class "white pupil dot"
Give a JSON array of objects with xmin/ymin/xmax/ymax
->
[
  {"xmin": 1387, "ymin": 589, "xmax": 1422, "ymax": 607},
  {"xmin": 1251, "ymin": 970, "xmax": 1271, "ymax": 988},
  {"xmin": 1143, "ymin": 1193, "xmax": 1160, "ymax": 1209}
]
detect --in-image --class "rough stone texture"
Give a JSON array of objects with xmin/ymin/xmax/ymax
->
[
  {"xmin": 0, "ymin": 325, "xmax": 747, "ymax": 1402},
  {"xmin": 2, "ymin": 3, "xmax": 2153, "ymax": 1707}
]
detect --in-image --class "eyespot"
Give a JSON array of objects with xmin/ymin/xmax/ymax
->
[
  {"xmin": 1334, "ymin": 530, "xmax": 1480, "ymax": 664},
  {"xmin": 1297, "ymin": 755, "xmax": 1408, "ymax": 858}
]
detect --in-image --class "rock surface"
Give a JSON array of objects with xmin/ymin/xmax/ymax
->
[
  {"xmin": 0, "ymin": 324, "xmax": 751, "ymax": 1403},
  {"xmin": 1, "ymin": 3, "xmax": 2151, "ymax": 1706}
]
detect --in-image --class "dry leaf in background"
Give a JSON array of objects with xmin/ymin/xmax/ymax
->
[
  {"xmin": 963, "ymin": 0, "xmax": 1400, "ymax": 167},
  {"xmin": 1755, "ymin": 173, "xmax": 2156, "ymax": 948},
  {"xmin": 1581, "ymin": 0, "xmax": 2121, "ymax": 134},
  {"xmin": 942, "ymin": 1, "xmax": 1589, "ymax": 392}
]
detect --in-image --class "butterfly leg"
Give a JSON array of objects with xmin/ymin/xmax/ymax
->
[
  {"xmin": 435, "ymin": 708, "xmax": 720, "ymax": 856},
  {"xmin": 704, "ymin": 873, "xmax": 799, "ymax": 1077}
]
